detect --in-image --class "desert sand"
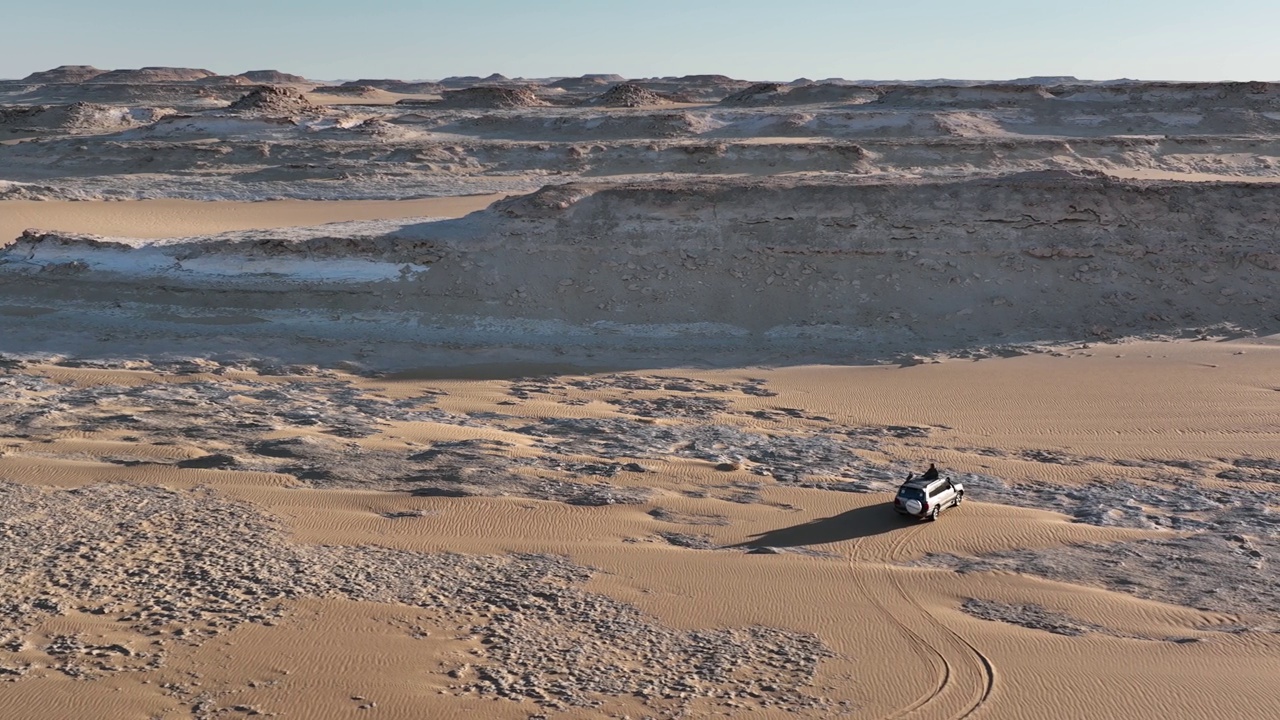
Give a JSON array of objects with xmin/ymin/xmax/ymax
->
[
  {"xmin": 0, "ymin": 196, "xmax": 505, "ymax": 248},
  {"xmin": 1, "ymin": 343, "xmax": 1277, "ymax": 719},
  {"xmin": 0, "ymin": 67, "xmax": 1277, "ymax": 719}
]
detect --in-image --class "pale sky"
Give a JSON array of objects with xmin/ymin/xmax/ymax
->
[{"xmin": 6, "ymin": 0, "xmax": 1279, "ymax": 82}]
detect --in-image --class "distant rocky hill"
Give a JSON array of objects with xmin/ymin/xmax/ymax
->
[
  {"xmin": 339, "ymin": 79, "xmax": 444, "ymax": 94},
  {"xmin": 434, "ymin": 86, "xmax": 546, "ymax": 109},
  {"xmin": 21, "ymin": 65, "xmax": 106, "ymax": 83},
  {"xmin": 631, "ymin": 75, "xmax": 754, "ymax": 102},
  {"xmin": 241, "ymin": 70, "xmax": 311, "ymax": 84},
  {"xmin": 548, "ymin": 75, "xmax": 622, "ymax": 92},
  {"xmin": 440, "ymin": 73, "xmax": 513, "ymax": 88},
  {"xmin": 591, "ymin": 83, "xmax": 673, "ymax": 107},
  {"xmin": 226, "ymin": 86, "xmax": 318, "ymax": 115},
  {"xmin": 86, "ymin": 67, "xmax": 217, "ymax": 83},
  {"xmin": 193, "ymin": 75, "xmax": 254, "ymax": 86}
]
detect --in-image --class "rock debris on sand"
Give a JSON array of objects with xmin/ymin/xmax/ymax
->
[
  {"xmin": 0, "ymin": 480, "xmax": 832, "ymax": 713},
  {"xmin": 912, "ymin": 464, "xmax": 1280, "ymax": 630},
  {"xmin": 0, "ymin": 363, "xmax": 905, "ymax": 494},
  {"xmin": 5, "ymin": 360, "xmax": 1274, "ymax": 639},
  {"xmin": 954, "ymin": 470, "xmax": 1280, "ymax": 536},
  {"xmin": 924, "ymin": 534, "xmax": 1280, "ymax": 632},
  {"xmin": 961, "ymin": 599, "xmax": 1140, "ymax": 639},
  {"xmin": 510, "ymin": 415, "xmax": 907, "ymax": 485}
]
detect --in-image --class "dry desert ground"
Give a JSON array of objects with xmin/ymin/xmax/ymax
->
[{"xmin": 0, "ymin": 67, "xmax": 1278, "ymax": 719}]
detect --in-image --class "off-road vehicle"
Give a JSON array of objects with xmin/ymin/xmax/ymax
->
[{"xmin": 894, "ymin": 474, "xmax": 964, "ymax": 521}]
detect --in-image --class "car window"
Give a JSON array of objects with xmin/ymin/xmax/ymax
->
[
  {"xmin": 929, "ymin": 486, "xmax": 946, "ymax": 497},
  {"xmin": 898, "ymin": 487, "xmax": 925, "ymax": 500}
]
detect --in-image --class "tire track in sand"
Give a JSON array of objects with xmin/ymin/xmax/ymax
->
[{"xmin": 851, "ymin": 521, "xmax": 996, "ymax": 719}]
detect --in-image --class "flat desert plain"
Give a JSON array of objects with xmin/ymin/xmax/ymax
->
[{"xmin": 0, "ymin": 68, "xmax": 1278, "ymax": 719}]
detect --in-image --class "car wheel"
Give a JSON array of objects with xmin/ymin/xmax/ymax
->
[{"xmin": 929, "ymin": 506, "xmax": 940, "ymax": 521}]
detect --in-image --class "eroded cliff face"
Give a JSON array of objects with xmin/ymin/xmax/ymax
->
[
  {"xmin": 387, "ymin": 172, "xmax": 1279, "ymax": 343},
  {"xmin": 1, "ymin": 172, "xmax": 1275, "ymax": 368}
]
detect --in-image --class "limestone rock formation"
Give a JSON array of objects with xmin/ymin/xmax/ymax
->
[
  {"xmin": 226, "ymin": 86, "xmax": 318, "ymax": 115},
  {"xmin": 434, "ymin": 86, "xmax": 546, "ymax": 109},
  {"xmin": 593, "ymin": 83, "xmax": 673, "ymax": 108}
]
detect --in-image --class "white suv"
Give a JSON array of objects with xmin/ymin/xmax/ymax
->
[{"xmin": 894, "ymin": 474, "xmax": 964, "ymax": 521}]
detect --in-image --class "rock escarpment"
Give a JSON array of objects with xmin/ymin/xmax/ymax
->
[
  {"xmin": 392, "ymin": 173, "xmax": 1279, "ymax": 343},
  {"xmin": 2, "ymin": 173, "xmax": 1275, "ymax": 367}
]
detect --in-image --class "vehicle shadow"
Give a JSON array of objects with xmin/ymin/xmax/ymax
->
[{"xmin": 727, "ymin": 502, "xmax": 911, "ymax": 550}]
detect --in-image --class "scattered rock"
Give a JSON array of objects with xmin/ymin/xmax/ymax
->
[
  {"xmin": 920, "ymin": 533, "xmax": 1280, "ymax": 630},
  {"xmin": 657, "ymin": 532, "xmax": 716, "ymax": 549},
  {"xmin": 0, "ymin": 480, "xmax": 832, "ymax": 711},
  {"xmin": 381, "ymin": 510, "xmax": 428, "ymax": 518},
  {"xmin": 961, "ymin": 598, "xmax": 1103, "ymax": 636},
  {"xmin": 175, "ymin": 453, "xmax": 238, "ymax": 469}
]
